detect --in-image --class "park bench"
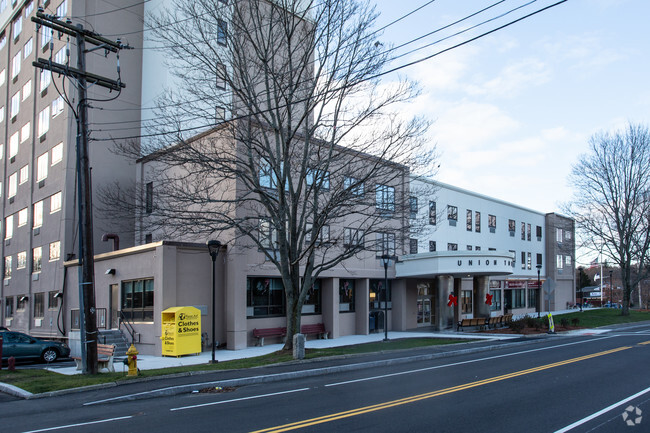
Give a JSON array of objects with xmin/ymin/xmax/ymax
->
[
  {"xmin": 252, "ymin": 327, "xmax": 286, "ymax": 346},
  {"xmin": 457, "ymin": 317, "xmax": 487, "ymax": 331},
  {"xmin": 72, "ymin": 343, "xmax": 116, "ymax": 372},
  {"xmin": 300, "ymin": 323, "xmax": 328, "ymax": 340}
]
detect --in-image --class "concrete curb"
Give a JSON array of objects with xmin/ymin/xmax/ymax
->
[{"xmin": 0, "ymin": 382, "xmax": 33, "ymax": 399}]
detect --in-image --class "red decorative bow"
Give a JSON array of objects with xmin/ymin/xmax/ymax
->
[
  {"xmin": 447, "ymin": 294, "xmax": 457, "ymax": 307},
  {"xmin": 485, "ymin": 294, "xmax": 493, "ymax": 306}
]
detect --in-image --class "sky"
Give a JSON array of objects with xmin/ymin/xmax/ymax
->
[{"xmin": 372, "ymin": 0, "xmax": 650, "ymax": 217}]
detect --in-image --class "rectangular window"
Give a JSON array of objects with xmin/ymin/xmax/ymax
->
[
  {"xmin": 461, "ymin": 290, "xmax": 472, "ymax": 314},
  {"xmin": 34, "ymin": 292, "xmax": 44, "ymax": 318},
  {"xmin": 306, "ymin": 168, "xmax": 330, "ymax": 190},
  {"xmin": 39, "ymin": 68, "xmax": 51, "ymax": 92},
  {"xmin": 556, "ymin": 254, "xmax": 563, "ymax": 269},
  {"xmin": 9, "ymin": 130, "xmax": 19, "ymax": 158},
  {"xmin": 409, "ymin": 196, "xmax": 417, "ymax": 219},
  {"xmin": 17, "ymin": 251, "xmax": 26, "ymax": 269},
  {"xmin": 8, "ymin": 172, "xmax": 17, "ymax": 197},
  {"xmin": 513, "ymin": 289, "xmax": 526, "ymax": 308},
  {"xmin": 344, "ymin": 176, "xmax": 364, "ymax": 196},
  {"xmin": 466, "ymin": 209, "xmax": 472, "ymax": 231},
  {"xmin": 344, "ymin": 227, "xmax": 364, "ymax": 248},
  {"xmin": 258, "ymin": 218, "xmax": 277, "ymax": 249},
  {"xmin": 121, "ymin": 278, "xmax": 154, "ymax": 322},
  {"xmin": 11, "ymin": 52, "xmax": 20, "ymax": 80},
  {"xmin": 13, "ymin": 16, "xmax": 22, "ymax": 40},
  {"xmin": 447, "ymin": 243, "xmax": 458, "ymax": 251},
  {"xmin": 564, "ymin": 230, "xmax": 572, "ymax": 241},
  {"xmin": 18, "ymin": 207, "xmax": 27, "ymax": 226},
  {"xmin": 4, "ymin": 256, "xmax": 11, "ymax": 278},
  {"xmin": 55, "ymin": 46, "xmax": 66, "ymax": 64},
  {"xmin": 527, "ymin": 224, "xmax": 531, "ymax": 241},
  {"xmin": 429, "ymin": 241, "xmax": 436, "ymax": 252},
  {"xmin": 259, "ymin": 159, "xmax": 277, "ymax": 189},
  {"xmin": 37, "ymin": 152, "xmax": 48, "ymax": 181},
  {"xmin": 49, "ymin": 241, "xmax": 60, "ymax": 261},
  {"xmin": 17, "ymin": 295, "xmax": 27, "ymax": 311},
  {"xmin": 467, "ymin": 245, "xmax": 472, "ymax": 251},
  {"xmin": 5, "ymin": 215, "xmax": 13, "ymax": 240},
  {"xmin": 20, "ymin": 121, "xmax": 30, "ymax": 143},
  {"xmin": 489, "ymin": 289, "xmax": 502, "ymax": 311},
  {"xmin": 22, "ymin": 80, "xmax": 31, "ymax": 101},
  {"xmin": 377, "ymin": 232, "xmax": 395, "ymax": 256},
  {"xmin": 246, "ymin": 277, "xmax": 285, "ymax": 317},
  {"xmin": 537, "ymin": 253, "xmax": 542, "ymax": 266},
  {"xmin": 0, "ymin": 105, "xmax": 4, "ymax": 122},
  {"xmin": 306, "ymin": 223, "xmax": 329, "ymax": 244},
  {"xmin": 51, "ymin": 96, "xmax": 64, "ymax": 117},
  {"xmin": 521, "ymin": 222, "xmax": 526, "ymax": 240},
  {"xmin": 527, "ymin": 252, "xmax": 532, "ymax": 270},
  {"xmin": 339, "ymin": 279, "xmax": 355, "ymax": 312},
  {"xmin": 32, "ymin": 246, "xmax": 42, "ymax": 272},
  {"xmin": 33, "ymin": 200, "xmax": 43, "ymax": 228},
  {"xmin": 409, "ymin": 238, "xmax": 418, "ymax": 254},
  {"xmin": 369, "ymin": 278, "xmax": 391, "ymax": 310},
  {"xmin": 536, "ymin": 225, "xmax": 542, "ymax": 239},
  {"xmin": 25, "ymin": 1, "xmax": 34, "ymax": 17},
  {"xmin": 217, "ymin": 19, "xmax": 227, "ymax": 45},
  {"xmin": 475, "ymin": 211, "xmax": 481, "ymax": 232},
  {"xmin": 56, "ymin": 0, "xmax": 67, "ymax": 17},
  {"xmin": 41, "ymin": 26, "xmax": 52, "ymax": 48},
  {"xmin": 48, "ymin": 290, "xmax": 59, "ymax": 309},
  {"xmin": 5, "ymin": 296, "xmax": 13, "ymax": 317},
  {"xmin": 375, "ymin": 184, "xmax": 395, "ymax": 212},
  {"xmin": 556, "ymin": 228, "xmax": 563, "ymax": 242},
  {"xmin": 0, "ymin": 33, "xmax": 6, "ymax": 51},
  {"xmin": 216, "ymin": 62, "xmax": 226, "ymax": 89},
  {"xmin": 0, "ymin": 68, "xmax": 4, "ymax": 86},
  {"xmin": 508, "ymin": 219, "xmax": 515, "ymax": 232},
  {"xmin": 145, "ymin": 182, "xmax": 153, "ymax": 214},
  {"xmin": 19, "ymin": 165, "xmax": 28, "ymax": 184},
  {"xmin": 488, "ymin": 214, "xmax": 496, "ymax": 230},
  {"xmin": 50, "ymin": 191, "xmax": 62, "ymax": 213},
  {"xmin": 302, "ymin": 280, "xmax": 321, "ymax": 314},
  {"xmin": 521, "ymin": 251, "xmax": 526, "ymax": 270},
  {"xmin": 429, "ymin": 201, "xmax": 436, "ymax": 225},
  {"xmin": 51, "ymin": 142, "xmax": 63, "ymax": 164},
  {"xmin": 447, "ymin": 205, "xmax": 458, "ymax": 221},
  {"xmin": 23, "ymin": 37, "xmax": 32, "ymax": 59},
  {"xmin": 528, "ymin": 289, "xmax": 537, "ymax": 309},
  {"xmin": 564, "ymin": 255, "xmax": 571, "ymax": 267},
  {"xmin": 38, "ymin": 106, "xmax": 50, "ymax": 136},
  {"xmin": 10, "ymin": 91, "xmax": 20, "ymax": 118}
]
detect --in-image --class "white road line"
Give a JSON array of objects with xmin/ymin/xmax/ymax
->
[
  {"xmin": 325, "ymin": 336, "xmax": 617, "ymax": 387},
  {"xmin": 22, "ymin": 416, "xmax": 133, "ymax": 433},
  {"xmin": 554, "ymin": 385, "xmax": 650, "ymax": 432},
  {"xmin": 170, "ymin": 388, "xmax": 310, "ymax": 411}
]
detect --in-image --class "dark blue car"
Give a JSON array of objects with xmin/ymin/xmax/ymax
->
[{"xmin": 1, "ymin": 330, "xmax": 70, "ymax": 363}]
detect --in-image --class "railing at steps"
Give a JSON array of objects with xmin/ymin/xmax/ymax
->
[{"xmin": 119, "ymin": 310, "xmax": 137, "ymax": 344}]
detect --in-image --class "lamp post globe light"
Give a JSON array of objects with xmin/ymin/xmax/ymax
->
[
  {"xmin": 536, "ymin": 263, "xmax": 542, "ymax": 318},
  {"xmin": 381, "ymin": 254, "xmax": 390, "ymax": 342},
  {"xmin": 207, "ymin": 240, "xmax": 222, "ymax": 364}
]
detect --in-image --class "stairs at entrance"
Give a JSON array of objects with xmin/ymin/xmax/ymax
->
[{"xmin": 98, "ymin": 329, "xmax": 130, "ymax": 356}]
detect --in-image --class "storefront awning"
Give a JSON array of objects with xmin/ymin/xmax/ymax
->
[{"xmin": 396, "ymin": 251, "xmax": 515, "ymax": 279}]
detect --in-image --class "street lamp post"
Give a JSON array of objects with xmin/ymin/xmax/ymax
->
[
  {"xmin": 536, "ymin": 264, "xmax": 542, "ymax": 318},
  {"xmin": 207, "ymin": 240, "xmax": 222, "ymax": 364},
  {"xmin": 381, "ymin": 254, "xmax": 390, "ymax": 342},
  {"xmin": 609, "ymin": 270, "xmax": 613, "ymax": 307},
  {"xmin": 578, "ymin": 267, "xmax": 584, "ymax": 312}
]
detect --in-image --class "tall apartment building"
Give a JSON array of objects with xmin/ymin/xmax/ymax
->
[{"xmin": 0, "ymin": 0, "xmax": 145, "ymax": 336}]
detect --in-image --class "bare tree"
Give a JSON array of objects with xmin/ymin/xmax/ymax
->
[
  {"xmin": 566, "ymin": 123, "xmax": 650, "ymax": 315},
  {"xmin": 107, "ymin": 0, "xmax": 434, "ymax": 349}
]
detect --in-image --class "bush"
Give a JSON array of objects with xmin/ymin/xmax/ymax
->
[
  {"xmin": 571, "ymin": 317, "xmax": 580, "ymax": 327},
  {"xmin": 509, "ymin": 318, "xmax": 525, "ymax": 333},
  {"xmin": 524, "ymin": 316, "xmax": 537, "ymax": 328},
  {"xmin": 560, "ymin": 318, "xmax": 569, "ymax": 328}
]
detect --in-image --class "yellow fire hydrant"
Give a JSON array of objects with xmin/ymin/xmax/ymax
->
[{"xmin": 125, "ymin": 344, "xmax": 139, "ymax": 376}]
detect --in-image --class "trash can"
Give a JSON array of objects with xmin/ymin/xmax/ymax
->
[{"xmin": 369, "ymin": 314, "xmax": 375, "ymax": 332}]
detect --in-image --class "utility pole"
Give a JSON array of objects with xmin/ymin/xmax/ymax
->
[{"xmin": 31, "ymin": 9, "xmax": 127, "ymax": 374}]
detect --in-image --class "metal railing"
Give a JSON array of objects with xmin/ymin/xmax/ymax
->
[{"xmin": 119, "ymin": 310, "xmax": 137, "ymax": 344}]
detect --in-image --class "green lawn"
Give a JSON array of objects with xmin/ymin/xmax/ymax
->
[
  {"xmin": 0, "ymin": 337, "xmax": 464, "ymax": 394},
  {"xmin": 556, "ymin": 308, "xmax": 650, "ymax": 328}
]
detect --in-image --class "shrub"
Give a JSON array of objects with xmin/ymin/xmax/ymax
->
[
  {"xmin": 571, "ymin": 317, "xmax": 580, "ymax": 327},
  {"xmin": 560, "ymin": 318, "xmax": 569, "ymax": 328},
  {"xmin": 524, "ymin": 316, "xmax": 537, "ymax": 328},
  {"xmin": 509, "ymin": 319, "xmax": 525, "ymax": 333}
]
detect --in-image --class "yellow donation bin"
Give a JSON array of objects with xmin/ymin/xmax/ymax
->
[{"xmin": 161, "ymin": 306, "xmax": 202, "ymax": 357}]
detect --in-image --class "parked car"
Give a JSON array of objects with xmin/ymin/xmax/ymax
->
[{"xmin": 0, "ymin": 330, "xmax": 70, "ymax": 363}]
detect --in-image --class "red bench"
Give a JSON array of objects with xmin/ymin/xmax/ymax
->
[
  {"xmin": 252, "ymin": 327, "xmax": 286, "ymax": 346},
  {"xmin": 301, "ymin": 323, "xmax": 328, "ymax": 339}
]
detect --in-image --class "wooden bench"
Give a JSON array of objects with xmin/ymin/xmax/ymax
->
[
  {"xmin": 457, "ymin": 317, "xmax": 487, "ymax": 331},
  {"xmin": 301, "ymin": 323, "xmax": 328, "ymax": 340},
  {"xmin": 72, "ymin": 343, "xmax": 116, "ymax": 372},
  {"xmin": 252, "ymin": 327, "xmax": 286, "ymax": 346},
  {"xmin": 487, "ymin": 316, "xmax": 501, "ymax": 328}
]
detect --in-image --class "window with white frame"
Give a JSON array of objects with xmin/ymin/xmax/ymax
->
[
  {"xmin": 0, "ymin": 105, "xmax": 4, "ymax": 122},
  {"xmin": 37, "ymin": 153, "xmax": 48, "ymax": 181},
  {"xmin": 17, "ymin": 251, "xmax": 26, "ymax": 269},
  {"xmin": 556, "ymin": 228, "xmax": 563, "ymax": 242},
  {"xmin": 25, "ymin": 1, "xmax": 34, "ymax": 17},
  {"xmin": 22, "ymin": 79, "xmax": 31, "ymax": 100},
  {"xmin": 305, "ymin": 223, "xmax": 330, "ymax": 244},
  {"xmin": 33, "ymin": 200, "xmax": 43, "ymax": 228},
  {"xmin": 4, "ymin": 256, "xmax": 11, "ymax": 278},
  {"xmin": 41, "ymin": 26, "xmax": 52, "ymax": 48},
  {"xmin": 377, "ymin": 232, "xmax": 395, "ymax": 256},
  {"xmin": 564, "ymin": 230, "xmax": 572, "ymax": 241},
  {"xmin": 54, "ymin": 47, "xmax": 65, "ymax": 64},
  {"xmin": 11, "ymin": 52, "xmax": 20, "ymax": 79},
  {"xmin": 8, "ymin": 172, "xmax": 17, "ymax": 197},
  {"xmin": 375, "ymin": 184, "xmax": 395, "ymax": 212},
  {"xmin": 51, "ymin": 96, "xmax": 64, "ymax": 117},
  {"xmin": 12, "ymin": 16, "xmax": 22, "ymax": 40},
  {"xmin": 344, "ymin": 227, "xmax": 364, "ymax": 247},
  {"xmin": 556, "ymin": 254, "xmax": 563, "ymax": 269},
  {"xmin": 19, "ymin": 165, "xmax": 28, "ymax": 184},
  {"xmin": 38, "ymin": 106, "xmax": 50, "ymax": 136},
  {"xmin": 564, "ymin": 255, "xmax": 571, "ymax": 267},
  {"xmin": 18, "ymin": 207, "xmax": 27, "ymax": 226},
  {"xmin": 5, "ymin": 215, "xmax": 13, "ymax": 239},
  {"xmin": 56, "ymin": 0, "xmax": 67, "ymax": 17},
  {"xmin": 9, "ymin": 131, "xmax": 19, "ymax": 158},
  {"xmin": 49, "ymin": 241, "xmax": 60, "ymax": 261},
  {"xmin": 23, "ymin": 37, "xmax": 32, "ymax": 59},
  {"xmin": 20, "ymin": 122, "xmax": 30, "ymax": 143},
  {"xmin": 39, "ymin": 68, "xmax": 51, "ymax": 92},
  {"xmin": 0, "ymin": 143, "xmax": 3, "ymax": 159},
  {"xmin": 258, "ymin": 218, "xmax": 277, "ymax": 249},
  {"xmin": 306, "ymin": 168, "xmax": 330, "ymax": 190},
  {"xmin": 344, "ymin": 176, "xmax": 364, "ymax": 196},
  {"xmin": 0, "ymin": 68, "xmax": 5, "ymax": 86},
  {"xmin": 447, "ymin": 205, "xmax": 458, "ymax": 221},
  {"xmin": 10, "ymin": 91, "xmax": 20, "ymax": 118},
  {"xmin": 0, "ymin": 33, "xmax": 6, "ymax": 51},
  {"xmin": 50, "ymin": 191, "xmax": 62, "ymax": 213},
  {"xmin": 32, "ymin": 246, "xmax": 42, "ymax": 272},
  {"xmin": 51, "ymin": 142, "xmax": 63, "ymax": 165}
]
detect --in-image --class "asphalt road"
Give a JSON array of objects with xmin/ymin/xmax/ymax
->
[{"xmin": 2, "ymin": 324, "xmax": 650, "ymax": 433}]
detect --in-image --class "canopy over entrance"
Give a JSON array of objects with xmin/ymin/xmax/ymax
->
[{"xmin": 396, "ymin": 251, "xmax": 515, "ymax": 279}]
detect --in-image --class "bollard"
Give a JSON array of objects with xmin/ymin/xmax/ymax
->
[
  {"xmin": 293, "ymin": 333, "xmax": 305, "ymax": 360},
  {"xmin": 8, "ymin": 356, "xmax": 16, "ymax": 371}
]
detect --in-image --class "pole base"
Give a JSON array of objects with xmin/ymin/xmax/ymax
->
[{"xmin": 209, "ymin": 360, "xmax": 219, "ymax": 364}]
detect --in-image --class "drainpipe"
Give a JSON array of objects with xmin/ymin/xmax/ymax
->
[{"xmin": 101, "ymin": 233, "xmax": 120, "ymax": 251}]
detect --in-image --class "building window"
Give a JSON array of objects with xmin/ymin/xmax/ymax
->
[
  {"xmin": 429, "ymin": 241, "xmax": 436, "ymax": 252},
  {"xmin": 18, "ymin": 208, "xmax": 27, "ymax": 226},
  {"xmin": 521, "ymin": 251, "xmax": 526, "ymax": 270},
  {"xmin": 375, "ymin": 184, "xmax": 395, "ymax": 212},
  {"xmin": 536, "ymin": 225, "xmax": 542, "ymax": 239},
  {"xmin": 17, "ymin": 251, "xmax": 26, "ymax": 269},
  {"xmin": 22, "ymin": 80, "xmax": 31, "ymax": 101},
  {"xmin": 55, "ymin": 46, "xmax": 66, "ymax": 64},
  {"xmin": 34, "ymin": 292, "xmax": 44, "ymax": 318},
  {"xmin": 25, "ymin": 1, "xmax": 34, "ymax": 17},
  {"xmin": 13, "ymin": 16, "xmax": 22, "ymax": 40},
  {"xmin": 33, "ymin": 200, "xmax": 43, "ymax": 228},
  {"xmin": 49, "ymin": 241, "xmax": 60, "ymax": 261},
  {"xmin": 38, "ymin": 106, "xmax": 50, "ymax": 136},
  {"xmin": 489, "ymin": 289, "xmax": 501, "ymax": 311},
  {"xmin": 370, "ymin": 279, "xmax": 391, "ymax": 310},
  {"xmin": 527, "ymin": 224, "xmax": 531, "ymax": 241},
  {"xmin": 10, "ymin": 131, "xmax": 19, "ymax": 158},
  {"xmin": 467, "ymin": 245, "xmax": 472, "ymax": 251},
  {"xmin": 302, "ymin": 280, "xmax": 321, "ymax": 314},
  {"xmin": 5, "ymin": 215, "xmax": 13, "ymax": 239},
  {"xmin": 527, "ymin": 252, "xmax": 532, "ymax": 270},
  {"xmin": 556, "ymin": 254, "xmax": 563, "ymax": 269},
  {"xmin": 528, "ymin": 289, "xmax": 537, "ymax": 309},
  {"xmin": 508, "ymin": 219, "xmax": 515, "ymax": 232},
  {"xmin": 37, "ymin": 152, "xmax": 48, "ymax": 181},
  {"xmin": 429, "ymin": 201, "xmax": 436, "ymax": 225},
  {"xmin": 4, "ymin": 256, "xmax": 11, "ymax": 278},
  {"xmin": 258, "ymin": 218, "xmax": 277, "ymax": 249},
  {"xmin": 475, "ymin": 211, "xmax": 481, "ymax": 232},
  {"xmin": 145, "ymin": 182, "xmax": 153, "ymax": 214},
  {"xmin": 8, "ymin": 172, "xmax": 17, "ymax": 197},
  {"xmin": 409, "ymin": 238, "xmax": 418, "ymax": 254},
  {"xmin": 56, "ymin": 0, "xmax": 68, "ymax": 18},
  {"xmin": 4, "ymin": 296, "xmax": 13, "ymax": 317},
  {"xmin": 40, "ymin": 68, "xmax": 51, "ymax": 92},
  {"xmin": 19, "ymin": 164, "xmax": 28, "ymax": 184},
  {"xmin": 121, "ymin": 278, "xmax": 154, "ymax": 322},
  {"xmin": 306, "ymin": 168, "xmax": 330, "ymax": 190},
  {"xmin": 305, "ymin": 223, "xmax": 329, "ymax": 244},
  {"xmin": 447, "ymin": 205, "xmax": 457, "ymax": 221},
  {"xmin": 377, "ymin": 232, "xmax": 395, "ymax": 256},
  {"xmin": 48, "ymin": 290, "xmax": 59, "ymax": 309},
  {"xmin": 564, "ymin": 230, "xmax": 572, "ymax": 241},
  {"xmin": 466, "ymin": 209, "xmax": 472, "ymax": 231},
  {"xmin": 344, "ymin": 176, "xmax": 364, "ymax": 196},
  {"xmin": 0, "ymin": 68, "xmax": 4, "ymax": 85},
  {"xmin": 10, "ymin": 91, "xmax": 20, "ymax": 118},
  {"xmin": 32, "ymin": 246, "xmax": 42, "ymax": 272},
  {"xmin": 339, "ymin": 279, "xmax": 355, "ymax": 312},
  {"xmin": 246, "ymin": 277, "xmax": 284, "ymax": 317},
  {"xmin": 461, "ymin": 290, "xmax": 472, "ymax": 314},
  {"xmin": 21, "ymin": 122, "xmax": 30, "ymax": 143},
  {"xmin": 23, "ymin": 37, "xmax": 32, "ymax": 59},
  {"xmin": 537, "ymin": 253, "xmax": 542, "ymax": 266},
  {"xmin": 11, "ymin": 52, "xmax": 20, "ymax": 79},
  {"xmin": 447, "ymin": 243, "xmax": 458, "ymax": 251},
  {"xmin": 52, "ymin": 142, "xmax": 63, "ymax": 165},
  {"xmin": 217, "ymin": 19, "xmax": 227, "ymax": 45},
  {"xmin": 556, "ymin": 228, "xmax": 563, "ymax": 243},
  {"xmin": 41, "ymin": 26, "xmax": 52, "ymax": 48},
  {"xmin": 259, "ymin": 159, "xmax": 277, "ymax": 189},
  {"xmin": 17, "ymin": 295, "xmax": 27, "ymax": 311},
  {"xmin": 216, "ymin": 62, "xmax": 226, "ymax": 89},
  {"xmin": 521, "ymin": 222, "xmax": 525, "ymax": 240},
  {"xmin": 409, "ymin": 196, "xmax": 417, "ymax": 219},
  {"xmin": 488, "ymin": 214, "xmax": 496, "ymax": 230},
  {"xmin": 564, "ymin": 255, "xmax": 571, "ymax": 267},
  {"xmin": 513, "ymin": 289, "xmax": 525, "ymax": 308},
  {"xmin": 344, "ymin": 227, "xmax": 364, "ymax": 248},
  {"xmin": 50, "ymin": 191, "xmax": 62, "ymax": 213},
  {"xmin": 52, "ymin": 96, "xmax": 64, "ymax": 117}
]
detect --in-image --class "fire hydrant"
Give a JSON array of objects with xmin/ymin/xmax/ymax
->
[{"xmin": 125, "ymin": 344, "xmax": 139, "ymax": 376}]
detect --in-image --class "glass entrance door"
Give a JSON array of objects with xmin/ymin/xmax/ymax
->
[{"xmin": 417, "ymin": 297, "xmax": 432, "ymax": 326}]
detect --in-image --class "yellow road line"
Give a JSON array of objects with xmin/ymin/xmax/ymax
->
[
  {"xmin": 639, "ymin": 341, "xmax": 650, "ymax": 345},
  {"xmin": 250, "ymin": 346, "xmax": 631, "ymax": 433}
]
